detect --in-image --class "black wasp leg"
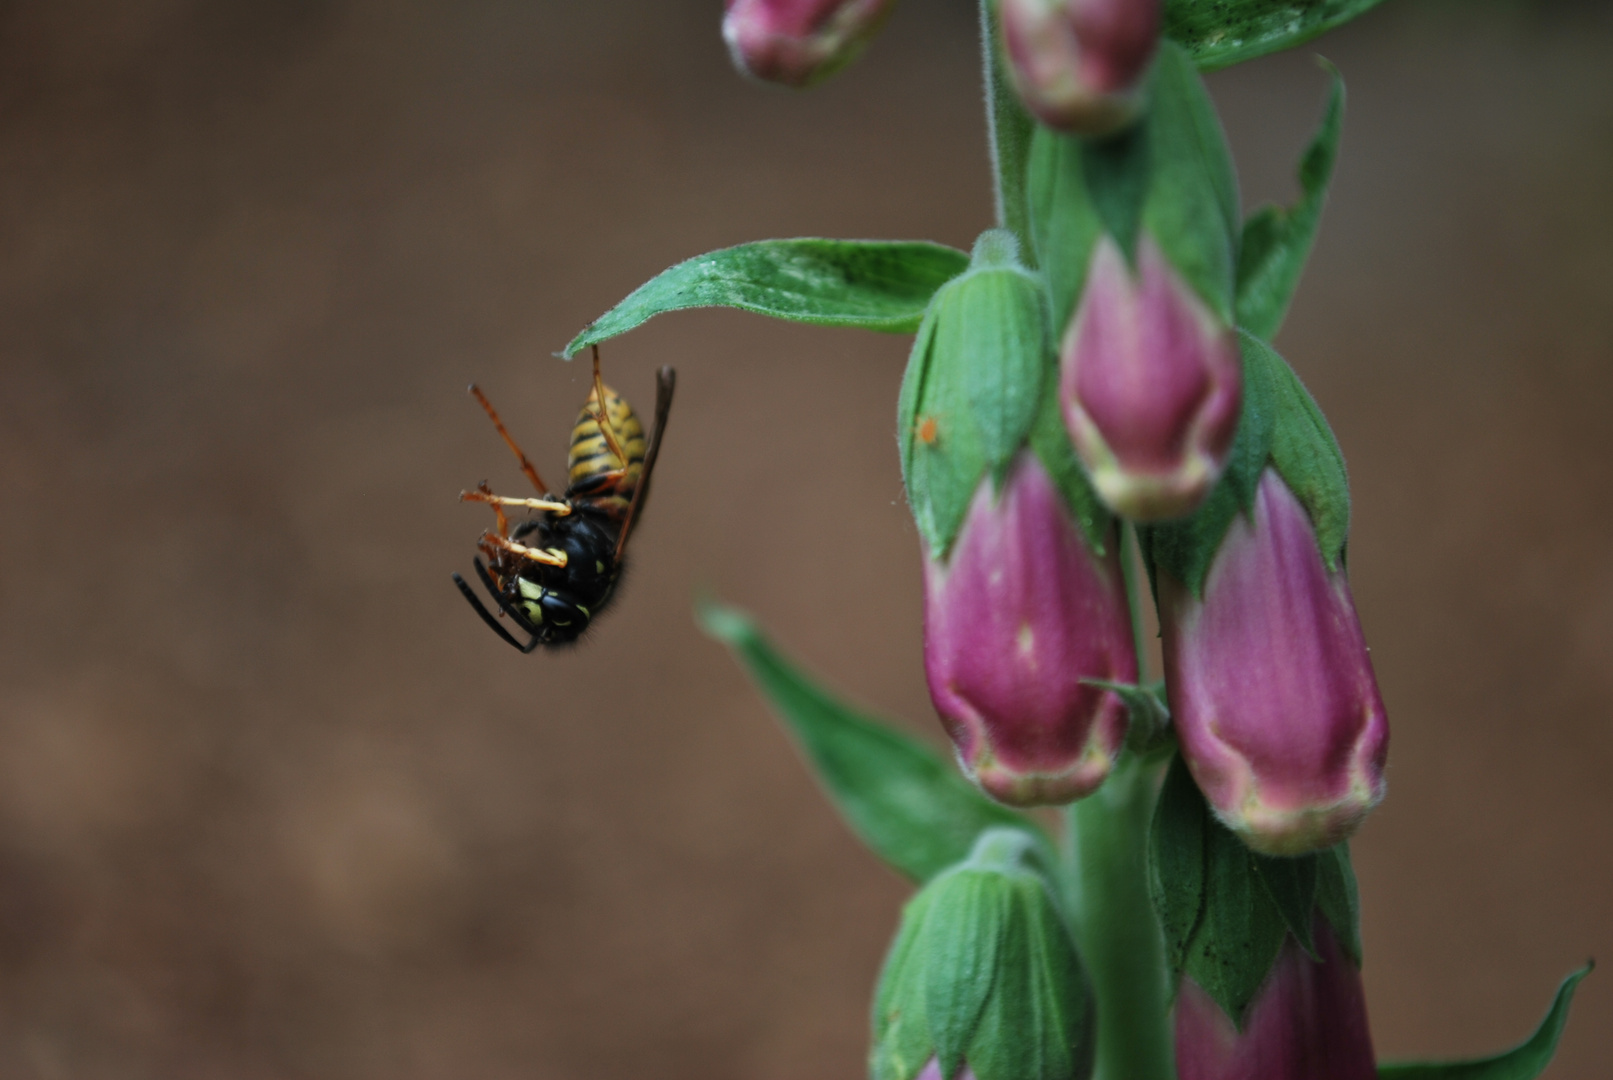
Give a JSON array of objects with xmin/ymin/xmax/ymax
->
[
  {"xmin": 471, "ymin": 557, "xmax": 545, "ymax": 641},
  {"xmin": 453, "ymin": 572, "xmax": 534, "ymax": 652}
]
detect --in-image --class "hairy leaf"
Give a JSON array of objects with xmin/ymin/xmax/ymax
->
[
  {"xmin": 1377, "ymin": 965, "xmax": 1592, "ymax": 1080},
  {"xmin": 1166, "ymin": 0, "xmax": 1391, "ymax": 72},
  {"xmin": 699, "ymin": 602, "xmax": 1052, "ymax": 882},
  {"xmin": 563, "ymin": 239, "xmax": 970, "ymax": 356},
  {"xmin": 1237, "ymin": 65, "xmax": 1344, "ymax": 341}
]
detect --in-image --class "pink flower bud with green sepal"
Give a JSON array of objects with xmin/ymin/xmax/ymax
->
[
  {"xmin": 923, "ymin": 454, "xmax": 1134, "ymax": 807},
  {"xmin": 723, "ymin": 0, "xmax": 897, "ymax": 87},
  {"xmin": 1059, "ymin": 234, "xmax": 1241, "ymax": 521},
  {"xmin": 1159, "ymin": 469, "xmax": 1387, "ymax": 856}
]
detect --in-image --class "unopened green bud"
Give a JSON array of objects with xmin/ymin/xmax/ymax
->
[
  {"xmin": 871, "ymin": 828, "xmax": 1095, "ymax": 1080},
  {"xmin": 899, "ymin": 230, "xmax": 1048, "ymax": 557}
]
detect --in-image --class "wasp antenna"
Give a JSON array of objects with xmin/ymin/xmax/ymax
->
[{"xmin": 453, "ymin": 572, "xmax": 531, "ymax": 651}]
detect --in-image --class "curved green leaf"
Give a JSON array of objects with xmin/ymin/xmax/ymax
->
[
  {"xmin": 698, "ymin": 601, "xmax": 1052, "ymax": 882},
  {"xmin": 562, "ymin": 239, "xmax": 970, "ymax": 357},
  {"xmin": 1378, "ymin": 965, "xmax": 1592, "ymax": 1080},
  {"xmin": 1166, "ymin": 0, "xmax": 1390, "ymax": 72},
  {"xmin": 1237, "ymin": 64, "xmax": 1344, "ymax": 341}
]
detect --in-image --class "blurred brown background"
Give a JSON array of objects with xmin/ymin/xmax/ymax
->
[{"xmin": 0, "ymin": 0, "xmax": 1609, "ymax": 1076}]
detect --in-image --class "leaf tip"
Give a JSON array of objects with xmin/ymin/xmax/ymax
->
[{"xmin": 695, "ymin": 596, "xmax": 755, "ymax": 646}]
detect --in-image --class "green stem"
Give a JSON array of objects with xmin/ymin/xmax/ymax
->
[
  {"xmin": 979, "ymin": 0, "xmax": 1035, "ymax": 264},
  {"xmin": 1064, "ymin": 754, "xmax": 1176, "ymax": 1080}
]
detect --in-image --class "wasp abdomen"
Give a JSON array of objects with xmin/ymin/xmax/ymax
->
[{"xmin": 567, "ymin": 383, "xmax": 646, "ymax": 520}]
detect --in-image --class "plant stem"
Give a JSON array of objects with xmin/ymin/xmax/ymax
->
[
  {"xmin": 979, "ymin": 0, "xmax": 1035, "ymax": 264},
  {"xmin": 1064, "ymin": 753, "xmax": 1176, "ymax": 1080}
]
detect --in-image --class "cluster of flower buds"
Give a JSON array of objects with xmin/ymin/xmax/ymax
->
[
  {"xmin": 872, "ymin": 829, "xmax": 1094, "ymax": 1080},
  {"xmin": 722, "ymin": 0, "xmax": 898, "ymax": 87},
  {"xmin": 900, "ymin": 231, "xmax": 1135, "ymax": 807},
  {"xmin": 893, "ymin": 23, "xmax": 1389, "ymax": 862},
  {"xmin": 1175, "ymin": 917, "xmax": 1376, "ymax": 1080}
]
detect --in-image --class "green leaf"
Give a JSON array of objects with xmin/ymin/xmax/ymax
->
[
  {"xmin": 1255, "ymin": 332, "xmax": 1351, "ymax": 569},
  {"xmin": 898, "ymin": 234, "xmax": 1048, "ymax": 556},
  {"xmin": 1148, "ymin": 755, "xmax": 1209, "ymax": 975},
  {"xmin": 562, "ymin": 238, "xmax": 970, "ymax": 357},
  {"xmin": 698, "ymin": 601, "xmax": 1052, "ymax": 882},
  {"xmin": 1237, "ymin": 65, "xmax": 1345, "ymax": 341},
  {"xmin": 1377, "ymin": 965, "xmax": 1593, "ymax": 1080},
  {"xmin": 1316, "ymin": 843, "xmax": 1362, "ymax": 965},
  {"xmin": 1166, "ymin": 0, "xmax": 1391, "ymax": 72},
  {"xmin": 1143, "ymin": 41, "xmax": 1240, "ymax": 323},
  {"xmin": 1253, "ymin": 852, "xmax": 1320, "ymax": 958}
]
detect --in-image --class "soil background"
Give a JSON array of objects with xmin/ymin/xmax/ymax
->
[{"xmin": 0, "ymin": 1, "xmax": 1610, "ymax": 1077}]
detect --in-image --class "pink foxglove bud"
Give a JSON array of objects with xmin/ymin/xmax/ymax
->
[
  {"xmin": 1175, "ymin": 918, "xmax": 1376, "ymax": 1080},
  {"xmin": 1160, "ymin": 470, "xmax": 1388, "ymax": 856},
  {"xmin": 998, "ymin": 0, "xmax": 1160, "ymax": 136},
  {"xmin": 722, "ymin": 0, "xmax": 897, "ymax": 88},
  {"xmin": 1060, "ymin": 235, "xmax": 1241, "ymax": 522},
  {"xmin": 923, "ymin": 454, "xmax": 1135, "ymax": 807}
]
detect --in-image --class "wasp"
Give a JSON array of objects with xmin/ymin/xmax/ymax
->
[{"xmin": 452, "ymin": 346, "xmax": 675, "ymax": 651}]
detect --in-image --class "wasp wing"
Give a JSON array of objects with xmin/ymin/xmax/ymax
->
[{"xmin": 614, "ymin": 365, "xmax": 676, "ymax": 559}]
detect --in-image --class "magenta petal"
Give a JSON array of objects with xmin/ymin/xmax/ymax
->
[
  {"xmin": 1161, "ymin": 470, "xmax": 1388, "ymax": 855},
  {"xmin": 722, "ymin": 0, "xmax": 897, "ymax": 87},
  {"xmin": 1176, "ymin": 919, "xmax": 1376, "ymax": 1080},
  {"xmin": 923, "ymin": 455, "xmax": 1135, "ymax": 807},
  {"xmin": 1059, "ymin": 236, "xmax": 1240, "ymax": 521}
]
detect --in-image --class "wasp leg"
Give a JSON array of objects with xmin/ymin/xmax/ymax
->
[
  {"xmin": 588, "ymin": 344, "xmax": 631, "ymax": 469},
  {"xmin": 452, "ymin": 572, "xmax": 536, "ymax": 652},
  {"xmin": 482, "ymin": 532, "xmax": 567, "ymax": 568},
  {"xmin": 460, "ymin": 489, "xmax": 571, "ymax": 515},
  {"xmin": 469, "ymin": 383, "xmax": 552, "ymax": 496}
]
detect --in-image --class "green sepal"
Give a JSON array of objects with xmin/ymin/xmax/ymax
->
[
  {"xmin": 1142, "ymin": 42, "xmax": 1241, "ymax": 324},
  {"xmin": 1185, "ymin": 807, "xmax": 1291, "ymax": 1027},
  {"xmin": 1166, "ymin": 0, "xmax": 1390, "ymax": 72},
  {"xmin": 1149, "ymin": 756, "xmax": 1361, "ymax": 1027},
  {"xmin": 1254, "ymin": 854, "xmax": 1319, "ymax": 959},
  {"xmin": 1316, "ymin": 842, "xmax": 1363, "ymax": 965},
  {"xmin": 1258, "ymin": 331, "xmax": 1350, "ymax": 569},
  {"xmin": 698, "ymin": 602, "xmax": 1053, "ymax": 883},
  {"xmin": 561, "ymin": 238, "xmax": 970, "ymax": 357},
  {"xmin": 1138, "ymin": 331, "xmax": 1276, "ymax": 598},
  {"xmin": 1027, "ymin": 126, "xmax": 1105, "ymax": 332},
  {"xmin": 1084, "ymin": 679, "xmax": 1171, "ymax": 753},
  {"xmin": 1148, "ymin": 755, "xmax": 1209, "ymax": 975},
  {"xmin": 1377, "ymin": 964, "xmax": 1592, "ymax": 1080},
  {"xmin": 1026, "ymin": 353, "xmax": 1114, "ymax": 555},
  {"xmin": 1081, "ymin": 121, "xmax": 1151, "ymax": 266},
  {"xmin": 898, "ymin": 231, "xmax": 1048, "ymax": 557},
  {"xmin": 872, "ymin": 829, "xmax": 1093, "ymax": 1080},
  {"xmin": 1237, "ymin": 65, "xmax": 1345, "ymax": 342}
]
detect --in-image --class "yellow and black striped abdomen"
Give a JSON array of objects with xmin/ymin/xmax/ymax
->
[{"xmin": 565, "ymin": 382, "xmax": 646, "ymax": 521}]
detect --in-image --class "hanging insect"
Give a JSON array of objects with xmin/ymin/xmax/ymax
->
[{"xmin": 453, "ymin": 346, "xmax": 676, "ymax": 651}]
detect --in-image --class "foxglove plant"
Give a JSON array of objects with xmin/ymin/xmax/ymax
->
[{"xmin": 551, "ymin": 1, "xmax": 1590, "ymax": 1078}]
